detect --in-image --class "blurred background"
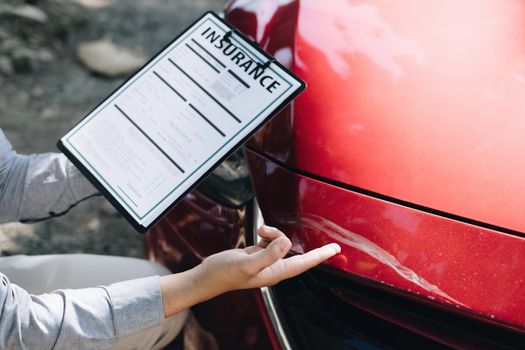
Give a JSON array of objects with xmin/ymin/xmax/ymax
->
[{"xmin": 0, "ymin": 0, "xmax": 225, "ymax": 258}]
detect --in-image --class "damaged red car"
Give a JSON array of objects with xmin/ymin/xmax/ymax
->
[{"xmin": 145, "ymin": 0, "xmax": 525, "ymax": 348}]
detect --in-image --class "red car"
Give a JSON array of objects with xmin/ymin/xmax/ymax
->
[{"xmin": 145, "ymin": 0, "xmax": 525, "ymax": 348}]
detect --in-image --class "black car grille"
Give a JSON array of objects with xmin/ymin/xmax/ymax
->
[{"xmin": 269, "ymin": 267, "xmax": 525, "ymax": 350}]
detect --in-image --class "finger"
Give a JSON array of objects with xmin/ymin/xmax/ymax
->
[
  {"xmin": 244, "ymin": 244, "xmax": 262, "ymax": 254},
  {"xmin": 257, "ymin": 238, "xmax": 271, "ymax": 249},
  {"xmin": 246, "ymin": 236, "xmax": 292, "ymax": 273},
  {"xmin": 258, "ymin": 225, "xmax": 285, "ymax": 241},
  {"xmin": 257, "ymin": 226, "xmax": 285, "ymax": 248},
  {"xmin": 263, "ymin": 243, "xmax": 341, "ymax": 284},
  {"xmin": 245, "ymin": 226, "xmax": 285, "ymax": 253}
]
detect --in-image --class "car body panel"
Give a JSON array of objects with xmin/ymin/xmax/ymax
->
[
  {"xmin": 147, "ymin": 0, "xmax": 525, "ymax": 347},
  {"xmin": 228, "ymin": 0, "xmax": 525, "ymax": 234},
  {"xmin": 245, "ymin": 147, "xmax": 525, "ymax": 332}
]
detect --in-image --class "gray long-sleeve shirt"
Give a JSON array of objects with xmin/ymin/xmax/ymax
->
[{"xmin": 0, "ymin": 129, "xmax": 165, "ymax": 349}]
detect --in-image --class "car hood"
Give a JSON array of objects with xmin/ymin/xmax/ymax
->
[{"xmin": 227, "ymin": 0, "xmax": 525, "ymax": 234}]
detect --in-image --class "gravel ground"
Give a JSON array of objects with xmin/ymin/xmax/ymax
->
[{"xmin": 0, "ymin": 0, "xmax": 226, "ymax": 258}]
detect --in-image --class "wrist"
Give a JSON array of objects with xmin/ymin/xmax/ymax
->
[
  {"xmin": 191, "ymin": 260, "xmax": 231, "ymax": 298},
  {"xmin": 159, "ymin": 264, "xmax": 224, "ymax": 318}
]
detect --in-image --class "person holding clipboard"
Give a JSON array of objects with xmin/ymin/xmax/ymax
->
[
  {"xmin": 0, "ymin": 127, "xmax": 340, "ymax": 349},
  {"xmin": 0, "ymin": 12, "xmax": 340, "ymax": 350}
]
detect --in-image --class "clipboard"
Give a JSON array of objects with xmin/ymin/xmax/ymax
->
[{"xmin": 58, "ymin": 12, "xmax": 306, "ymax": 232}]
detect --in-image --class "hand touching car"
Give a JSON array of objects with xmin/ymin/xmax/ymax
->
[{"xmin": 160, "ymin": 225, "xmax": 340, "ymax": 317}]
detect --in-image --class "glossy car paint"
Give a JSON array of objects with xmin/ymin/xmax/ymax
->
[
  {"xmin": 226, "ymin": 0, "xmax": 525, "ymax": 333},
  {"xmin": 229, "ymin": 0, "xmax": 525, "ymax": 234},
  {"xmin": 245, "ymin": 148, "xmax": 525, "ymax": 332},
  {"xmin": 144, "ymin": 191, "xmax": 277, "ymax": 349},
  {"xmin": 146, "ymin": 0, "xmax": 525, "ymax": 347}
]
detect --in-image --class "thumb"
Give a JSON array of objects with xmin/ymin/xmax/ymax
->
[{"xmin": 247, "ymin": 236, "xmax": 291, "ymax": 272}]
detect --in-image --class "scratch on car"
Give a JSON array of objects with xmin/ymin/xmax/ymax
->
[{"xmin": 283, "ymin": 213, "xmax": 465, "ymax": 307}]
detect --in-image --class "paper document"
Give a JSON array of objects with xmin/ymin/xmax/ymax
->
[{"xmin": 59, "ymin": 12, "xmax": 305, "ymax": 231}]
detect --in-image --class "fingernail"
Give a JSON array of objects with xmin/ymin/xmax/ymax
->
[{"xmin": 331, "ymin": 243, "xmax": 341, "ymax": 254}]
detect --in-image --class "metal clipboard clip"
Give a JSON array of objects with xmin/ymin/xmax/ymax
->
[{"xmin": 223, "ymin": 30, "xmax": 275, "ymax": 70}]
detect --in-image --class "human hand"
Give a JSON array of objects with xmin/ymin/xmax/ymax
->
[
  {"xmin": 160, "ymin": 226, "xmax": 340, "ymax": 317},
  {"xmin": 197, "ymin": 225, "xmax": 340, "ymax": 293}
]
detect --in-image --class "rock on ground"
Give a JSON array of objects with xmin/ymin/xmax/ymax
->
[
  {"xmin": 77, "ymin": 39, "xmax": 146, "ymax": 77},
  {"xmin": 0, "ymin": 4, "xmax": 49, "ymax": 24}
]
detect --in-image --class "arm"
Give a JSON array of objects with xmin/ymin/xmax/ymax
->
[
  {"xmin": 0, "ymin": 226, "xmax": 337, "ymax": 349},
  {"xmin": 0, "ymin": 129, "xmax": 98, "ymax": 224},
  {"xmin": 0, "ymin": 274, "xmax": 164, "ymax": 350}
]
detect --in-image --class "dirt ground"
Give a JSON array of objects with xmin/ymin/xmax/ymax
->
[{"xmin": 0, "ymin": 0, "xmax": 225, "ymax": 258}]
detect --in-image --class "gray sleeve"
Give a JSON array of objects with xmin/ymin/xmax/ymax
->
[
  {"xmin": 0, "ymin": 273, "xmax": 165, "ymax": 350},
  {"xmin": 0, "ymin": 129, "xmax": 98, "ymax": 224}
]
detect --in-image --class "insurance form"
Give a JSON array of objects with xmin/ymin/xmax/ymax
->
[{"xmin": 59, "ymin": 12, "xmax": 305, "ymax": 231}]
